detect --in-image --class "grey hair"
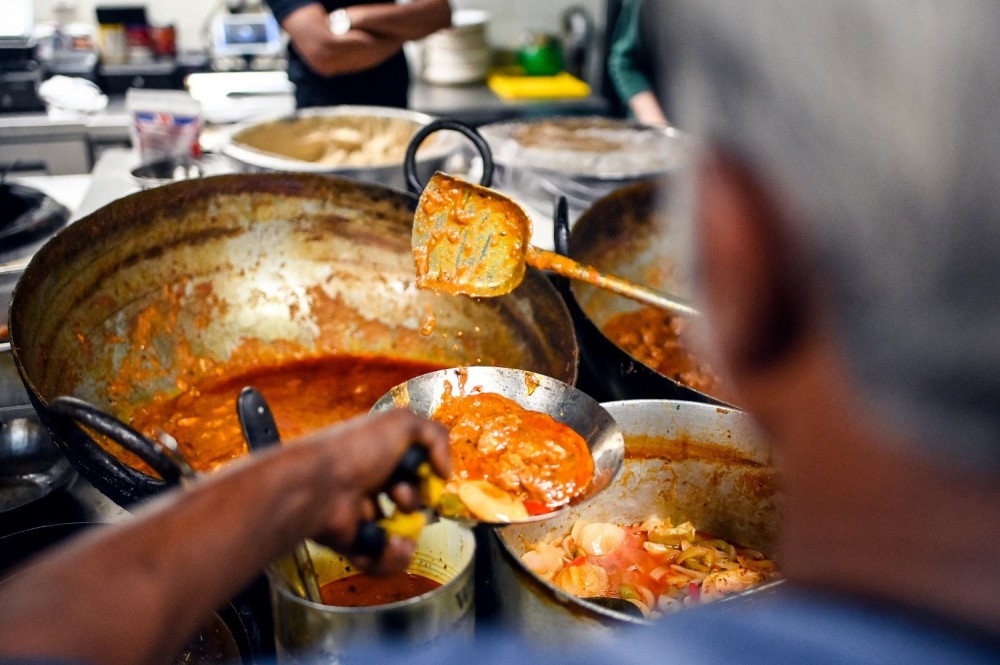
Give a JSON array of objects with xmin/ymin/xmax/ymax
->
[{"xmin": 656, "ymin": 1, "xmax": 1000, "ymax": 469}]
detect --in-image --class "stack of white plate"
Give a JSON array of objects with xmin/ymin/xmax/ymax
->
[{"xmin": 422, "ymin": 10, "xmax": 491, "ymax": 86}]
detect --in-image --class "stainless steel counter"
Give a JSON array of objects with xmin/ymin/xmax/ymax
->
[
  {"xmin": 0, "ymin": 97, "xmax": 131, "ymax": 175},
  {"xmin": 409, "ymin": 80, "xmax": 609, "ymax": 125},
  {"xmin": 0, "ymin": 80, "xmax": 608, "ymax": 175}
]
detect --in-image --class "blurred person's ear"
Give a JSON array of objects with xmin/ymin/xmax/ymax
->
[{"xmin": 695, "ymin": 149, "xmax": 811, "ymax": 389}]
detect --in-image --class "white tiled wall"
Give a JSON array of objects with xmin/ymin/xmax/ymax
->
[{"xmin": 34, "ymin": 0, "xmax": 606, "ymax": 53}]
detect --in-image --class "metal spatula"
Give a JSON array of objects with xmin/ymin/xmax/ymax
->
[{"xmin": 412, "ymin": 172, "xmax": 698, "ymax": 316}]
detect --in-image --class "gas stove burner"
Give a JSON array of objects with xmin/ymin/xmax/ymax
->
[{"xmin": 0, "ymin": 182, "xmax": 69, "ymax": 264}]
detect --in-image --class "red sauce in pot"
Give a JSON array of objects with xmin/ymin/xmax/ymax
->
[
  {"xmin": 602, "ymin": 306, "xmax": 727, "ymax": 397},
  {"xmin": 319, "ymin": 572, "xmax": 442, "ymax": 607}
]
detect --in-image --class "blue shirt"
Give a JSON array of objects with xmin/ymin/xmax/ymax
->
[{"xmin": 347, "ymin": 588, "xmax": 1000, "ymax": 665}]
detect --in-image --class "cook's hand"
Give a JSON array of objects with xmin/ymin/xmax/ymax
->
[
  {"xmin": 290, "ymin": 409, "xmax": 450, "ymax": 574},
  {"xmin": 0, "ymin": 409, "xmax": 449, "ymax": 665}
]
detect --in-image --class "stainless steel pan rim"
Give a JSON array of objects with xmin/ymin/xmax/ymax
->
[
  {"xmin": 478, "ymin": 117, "xmax": 690, "ymax": 183},
  {"xmin": 221, "ymin": 105, "xmax": 462, "ymax": 174}
]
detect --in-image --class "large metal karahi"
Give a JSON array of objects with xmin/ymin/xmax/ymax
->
[
  {"xmin": 554, "ymin": 180, "xmax": 729, "ymax": 403},
  {"xmin": 8, "ymin": 172, "xmax": 577, "ymax": 506}
]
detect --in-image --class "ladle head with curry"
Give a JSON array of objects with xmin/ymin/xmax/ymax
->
[{"xmin": 372, "ymin": 366, "xmax": 625, "ymax": 526}]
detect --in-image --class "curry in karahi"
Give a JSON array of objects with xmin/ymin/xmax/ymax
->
[{"xmin": 126, "ymin": 355, "xmax": 447, "ymax": 474}]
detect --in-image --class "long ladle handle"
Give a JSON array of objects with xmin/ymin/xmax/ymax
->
[{"xmin": 525, "ymin": 246, "xmax": 699, "ymax": 317}]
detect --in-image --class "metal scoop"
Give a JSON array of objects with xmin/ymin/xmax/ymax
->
[
  {"xmin": 413, "ymin": 172, "xmax": 698, "ymax": 316},
  {"xmin": 371, "ymin": 366, "xmax": 625, "ymax": 526}
]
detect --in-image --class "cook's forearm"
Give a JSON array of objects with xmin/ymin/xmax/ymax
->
[
  {"xmin": 0, "ymin": 441, "xmax": 345, "ymax": 665},
  {"xmin": 347, "ymin": 0, "xmax": 451, "ymax": 41},
  {"xmin": 0, "ymin": 410, "xmax": 449, "ymax": 665}
]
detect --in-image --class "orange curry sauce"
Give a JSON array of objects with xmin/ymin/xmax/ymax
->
[
  {"xmin": 432, "ymin": 391, "xmax": 594, "ymax": 513},
  {"xmin": 602, "ymin": 306, "xmax": 726, "ymax": 397},
  {"xmin": 126, "ymin": 355, "xmax": 447, "ymax": 473}
]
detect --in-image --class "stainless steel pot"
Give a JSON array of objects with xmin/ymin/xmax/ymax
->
[
  {"xmin": 491, "ymin": 399, "xmax": 780, "ymax": 642},
  {"xmin": 221, "ymin": 106, "xmax": 463, "ymax": 190},
  {"xmin": 269, "ymin": 520, "xmax": 475, "ymax": 663},
  {"xmin": 9, "ymin": 173, "xmax": 577, "ymax": 506}
]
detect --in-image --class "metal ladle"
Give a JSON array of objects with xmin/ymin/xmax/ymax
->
[{"xmin": 370, "ymin": 366, "xmax": 626, "ymax": 526}]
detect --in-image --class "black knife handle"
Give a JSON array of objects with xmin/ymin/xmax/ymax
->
[
  {"xmin": 237, "ymin": 386, "xmax": 281, "ymax": 451},
  {"xmin": 351, "ymin": 519, "xmax": 388, "ymax": 559},
  {"xmin": 388, "ymin": 444, "xmax": 431, "ymax": 487}
]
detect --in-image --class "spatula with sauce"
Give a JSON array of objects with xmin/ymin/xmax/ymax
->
[{"xmin": 412, "ymin": 172, "xmax": 698, "ymax": 316}]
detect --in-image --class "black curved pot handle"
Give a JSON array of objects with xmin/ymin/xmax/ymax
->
[
  {"xmin": 403, "ymin": 119, "xmax": 494, "ymax": 195},
  {"xmin": 551, "ymin": 196, "xmax": 574, "ymax": 299},
  {"xmin": 49, "ymin": 396, "xmax": 185, "ymax": 487},
  {"xmin": 553, "ymin": 195, "xmax": 571, "ymax": 256},
  {"xmin": 237, "ymin": 386, "xmax": 281, "ymax": 452},
  {"xmin": 236, "ymin": 387, "xmax": 390, "ymax": 560}
]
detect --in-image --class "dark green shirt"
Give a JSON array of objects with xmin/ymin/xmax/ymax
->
[{"xmin": 607, "ymin": 0, "xmax": 654, "ymax": 103}]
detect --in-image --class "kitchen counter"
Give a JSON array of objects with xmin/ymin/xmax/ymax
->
[
  {"xmin": 409, "ymin": 79, "xmax": 609, "ymax": 125},
  {"xmin": 0, "ymin": 97, "xmax": 131, "ymax": 175},
  {"xmin": 0, "ymin": 79, "xmax": 608, "ymax": 175}
]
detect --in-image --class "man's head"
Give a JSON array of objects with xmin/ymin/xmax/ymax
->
[{"xmin": 657, "ymin": 1, "xmax": 1000, "ymax": 472}]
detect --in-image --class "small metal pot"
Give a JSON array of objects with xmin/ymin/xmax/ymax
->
[
  {"xmin": 221, "ymin": 106, "xmax": 464, "ymax": 190},
  {"xmin": 130, "ymin": 154, "xmax": 235, "ymax": 190},
  {"xmin": 491, "ymin": 399, "xmax": 779, "ymax": 642},
  {"xmin": 269, "ymin": 520, "xmax": 475, "ymax": 663}
]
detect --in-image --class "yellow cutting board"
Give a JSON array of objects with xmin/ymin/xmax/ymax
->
[{"xmin": 487, "ymin": 68, "xmax": 591, "ymax": 99}]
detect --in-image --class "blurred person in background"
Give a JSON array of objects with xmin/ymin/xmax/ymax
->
[
  {"xmin": 2, "ymin": 1, "xmax": 1000, "ymax": 663},
  {"xmin": 265, "ymin": 0, "xmax": 451, "ymax": 108},
  {"xmin": 607, "ymin": 0, "xmax": 669, "ymax": 125}
]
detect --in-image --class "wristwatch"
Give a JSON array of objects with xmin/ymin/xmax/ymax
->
[{"xmin": 328, "ymin": 8, "xmax": 352, "ymax": 36}]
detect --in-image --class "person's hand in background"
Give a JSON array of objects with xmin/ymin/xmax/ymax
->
[{"xmin": 280, "ymin": 0, "xmax": 451, "ymax": 77}]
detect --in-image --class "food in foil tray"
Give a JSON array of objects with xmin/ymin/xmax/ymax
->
[{"xmin": 479, "ymin": 117, "xmax": 687, "ymax": 178}]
